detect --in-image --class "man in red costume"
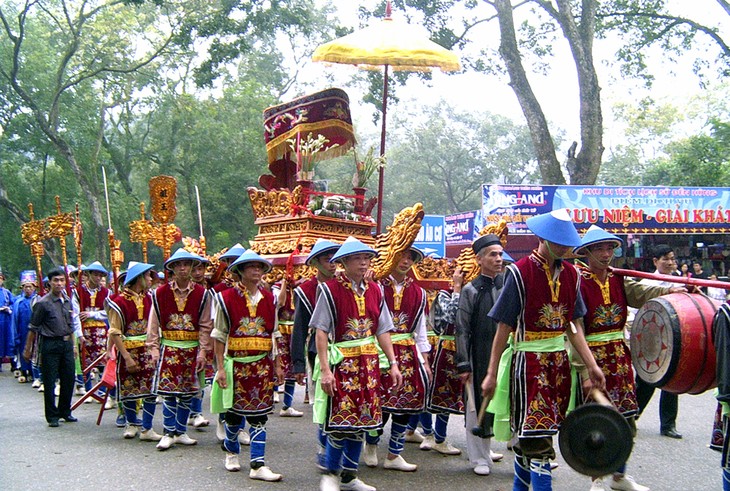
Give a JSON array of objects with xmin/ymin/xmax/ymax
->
[
  {"xmin": 363, "ymin": 247, "xmax": 431, "ymax": 472},
  {"xmin": 313, "ymin": 236, "xmax": 403, "ymax": 491},
  {"xmin": 211, "ymin": 250, "xmax": 284, "ymax": 482},
  {"xmin": 146, "ymin": 248, "xmax": 212, "ymax": 451},
  {"xmin": 106, "ymin": 261, "xmax": 162, "ymax": 442},
  {"xmin": 74, "ymin": 261, "xmax": 111, "ymax": 394},
  {"xmin": 575, "ymin": 226, "xmax": 682, "ymax": 491},
  {"xmin": 483, "ymin": 209, "xmax": 605, "ymax": 491}
]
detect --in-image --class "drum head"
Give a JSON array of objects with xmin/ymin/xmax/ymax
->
[
  {"xmin": 559, "ymin": 404, "xmax": 634, "ymax": 476},
  {"xmin": 630, "ymin": 297, "xmax": 680, "ymax": 386}
]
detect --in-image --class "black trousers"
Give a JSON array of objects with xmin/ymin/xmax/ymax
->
[
  {"xmin": 635, "ymin": 377, "xmax": 678, "ymax": 430},
  {"xmin": 40, "ymin": 337, "xmax": 75, "ymax": 422}
]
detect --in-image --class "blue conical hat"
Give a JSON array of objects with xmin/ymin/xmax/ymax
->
[
  {"xmin": 306, "ymin": 239, "xmax": 340, "ymax": 266},
  {"xmin": 228, "ymin": 250, "xmax": 273, "ymax": 274},
  {"xmin": 220, "ymin": 243, "xmax": 247, "ymax": 260},
  {"xmin": 329, "ymin": 236, "xmax": 377, "ymax": 264},
  {"xmin": 83, "ymin": 261, "xmax": 108, "ymax": 276},
  {"xmin": 164, "ymin": 248, "xmax": 203, "ymax": 271},
  {"xmin": 574, "ymin": 225, "xmax": 623, "ymax": 256},
  {"xmin": 502, "ymin": 251, "xmax": 515, "ymax": 264},
  {"xmin": 526, "ymin": 209, "xmax": 582, "ymax": 247},
  {"xmin": 124, "ymin": 261, "xmax": 155, "ymax": 286}
]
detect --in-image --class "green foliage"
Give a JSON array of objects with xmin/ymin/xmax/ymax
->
[
  {"xmin": 642, "ymin": 122, "xmax": 730, "ymax": 186},
  {"xmin": 596, "ymin": 0, "xmax": 730, "ymax": 85},
  {"xmin": 379, "ymin": 102, "xmax": 539, "ymax": 218}
]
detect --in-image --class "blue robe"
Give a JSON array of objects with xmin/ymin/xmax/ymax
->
[
  {"xmin": 0, "ymin": 287, "xmax": 15, "ymax": 358},
  {"xmin": 11, "ymin": 293, "xmax": 36, "ymax": 371}
]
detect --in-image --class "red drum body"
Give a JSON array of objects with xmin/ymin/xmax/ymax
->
[{"xmin": 631, "ymin": 293, "xmax": 720, "ymax": 395}]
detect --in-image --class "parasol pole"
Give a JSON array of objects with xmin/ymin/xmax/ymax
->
[
  {"xmin": 195, "ymin": 185, "xmax": 206, "ymax": 255},
  {"xmin": 102, "ymin": 166, "xmax": 120, "ymax": 294},
  {"xmin": 376, "ymin": 62, "xmax": 390, "ymax": 236}
]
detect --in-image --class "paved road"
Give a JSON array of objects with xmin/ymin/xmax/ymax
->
[{"xmin": 0, "ymin": 369, "xmax": 722, "ymax": 490}]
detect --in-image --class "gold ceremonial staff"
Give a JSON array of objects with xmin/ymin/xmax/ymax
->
[
  {"xmin": 149, "ymin": 175, "xmax": 178, "ymax": 261},
  {"xmin": 45, "ymin": 196, "xmax": 75, "ymax": 295},
  {"xmin": 20, "ymin": 203, "xmax": 47, "ymax": 295},
  {"xmin": 129, "ymin": 202, "xmax": 154, "ymax": 263}
]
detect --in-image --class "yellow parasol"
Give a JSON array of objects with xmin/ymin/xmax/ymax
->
[{"xmin": 312, "ymin": 1, "xmax": 460, "ymax": 234}]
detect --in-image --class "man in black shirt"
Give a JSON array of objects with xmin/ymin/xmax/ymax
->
[{"xmin": 23, "ymin": 268, "xmax": 78, "ymax": 427}]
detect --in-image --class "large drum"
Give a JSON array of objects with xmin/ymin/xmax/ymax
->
[{"xmin": 631, "ymin": 293, "xmax": 720, "ymax": 395}]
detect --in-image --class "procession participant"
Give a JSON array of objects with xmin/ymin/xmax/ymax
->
[
  {"xmin": 211, "ymin": 242, "xmax": 247, "ymax": 441},
  {"xmin": 211, "ymin": 250, "xmax": 284, "ymax": 481},
  {"xmin": 272, "ymin": 276, "xmax": 303, "ymax": 417},
  {"xmin": 313, "ymin": 236, "xmax": 403, "ymax": 491},
  {"xmin": 23, "ymin": 268, "xmax": 79, "ymax": 427},
  {"xmin": 213, "ymin": 243, "xmax": 247, "ymax": 293},
  {"xmin": 73, "ymin": 261, "xmax": 111, "ymax": 395},
  {"xmin": 363, "ymin": 247, "xmax": 430, "ymax": 472},
  {"xmin": 423, "ymin": 266, "xmax": 466, "ymax": 456},
  {"xmin": 455, "ymin": 234, "xmax": 507, "ymax": 476},
  {"xmin": 575, "ymin": 226, "xmax": 683, "ymax": 491},
  {"xmin": 0, "ymin": 269, "xmax": 15, "ymax": 371},
  {"xmin": 12, "ymin": 271, "xmax": 38, "ymax": 383},
  {"xmin": 106, "ymin": 261, "xmax": 162, "ymax": 442},
  {"xmin": 292, "ymin": 238, "xmax": 340, "ymax": 468},
  {"xmin": 634, "ymin": 244, "xmax": 683, "ymax": 439},
  {"xmin": 713, "ymin": 298, "xmax": 730, "ymax": 491},
  {"xmin": 147, "ymin": 248, "xmax": 213, "ymax": 451},
  {"xmin": 482, "ymin": 209, "xmax": 605, "ymax": 491},
  {"xmin": 189, "ymin": 255, "xmax": 213, "ymax": 429}
]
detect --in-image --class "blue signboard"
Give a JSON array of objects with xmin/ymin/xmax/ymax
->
[
  {"xmin": 414, "ymin": 215, "xmax": 445, "ymax": 257},
  {"xmin": 445, "ymin": 210, "xmax": 484, "ymax": 243},
  {"xmin": 482, "ymin": 184, "xmax": 730, "ymax": 235}
]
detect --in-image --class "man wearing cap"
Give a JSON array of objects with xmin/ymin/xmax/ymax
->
[
  {"xmin": 312, "ymin": 236, "xmax": 403, "ymax": 491},
  {"xmin": 633, "ymin": 244, "xmax": 686, "ymax": 440},
  {"xmin": 212, "ymin": 243, "xmax": 247, "ymax": 293},
  {"xmin": 106, "ymin": 261, "xmax": 163, "ymax": 442},
  {"xmin": 482, "ymin": 209, "xmax": 605, "ymax": 491},
  {"xmin": 211, "ymin": 250, "xmax": 284, "ymax": 482},
  {"xmin": 575, "ymin": 226, "xmax": 684, "ymax": 491},
  {"xmin": 363, "ymin": 247, "xmax": 431, "ymax": 472},
  {"xmin": 12, "ymin": 271, "xmax": 38, "ymax": 383},
  {"xmin": 455, "ymin": 234, "xmax": 507, "ymax": 476},
  {"xmin": 23, "ymin": 268, "xmax": 79, "ymax": 427},
  {"xmin": 73, "ymin": 261, "xmax": 111, "ymax": 393},
  {"xmin": 147, "ymin": 248, "xmax": 213, "ymax": 450},
  {"xmin": 292, "ymin": 238, "xmax": 340, "ymax": 468},
  {"xmin": 0, "ymin": 269, "xmax": 15, "ymax": 370}
]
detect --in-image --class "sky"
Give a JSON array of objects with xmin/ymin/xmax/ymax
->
[{"xmin": 297, "ymin": 0, "xmax": 730, "ymax": 157}]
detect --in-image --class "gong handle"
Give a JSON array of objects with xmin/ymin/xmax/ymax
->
[{"xmin": 590, "ymin": 388, "xmax": 612, "ymax": 407}]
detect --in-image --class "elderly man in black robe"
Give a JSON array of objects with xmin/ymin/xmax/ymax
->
[{"xmin": 455, "ymin": 234, "xmax": 505, "ymax": 476}]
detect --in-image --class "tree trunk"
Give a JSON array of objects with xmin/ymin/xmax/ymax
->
[
  {"xmin": 553, "ymin": 0, "xmax": 604, "ymax": 184},
  {"xmin": 494, "ymin": 0, "xmax": 566, "ymax": 184}
]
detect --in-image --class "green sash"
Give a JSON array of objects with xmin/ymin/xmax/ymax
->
[
  {"xmin": 210, "ymin": 353, "xmax": 268, "ymax": 414},
  {"xmin": 160, "ymin": 338, "xmax": 199, "ymax": 349},
  {"xmin": 585, "ymin": 330, "xmax": 625, "ymax": 343},
  {"xmin": 312, "ymin": 336, "xmax": 386, "ymax": 425},
  {"xmin": 439, "ymin": 334, "xmax": 455, "ymax": 341},
  {"xmin": 124, "ymin": 334, "xmax": 147, "ymax": 342},
  {"xmin": 487, "ymin": 335, "xmax": 569, "ymax": 441}
]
